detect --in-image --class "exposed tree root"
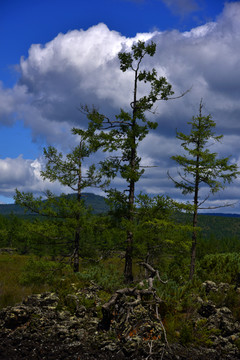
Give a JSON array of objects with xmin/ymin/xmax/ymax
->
[{"xmin": 98, "ymin": 262, "xmax": 170, "ymax": 354}]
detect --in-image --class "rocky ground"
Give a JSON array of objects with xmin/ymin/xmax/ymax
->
[{"xmin": 1, "ymin": 282, "xmax": 240, "ymax": 359}]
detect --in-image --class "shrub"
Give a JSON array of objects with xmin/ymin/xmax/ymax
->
[
  {"xmin": 19, "ymin": 257, "xmax": 64, "ymax": 286},
  {"xmin": 0, "ymin": 254, "xmax": 51, "ymax": 309},
  {"xmin": 198, "ymin": 253, "xmax": 240, "ymax": 284},
  {"xmin": 77, "ymin": 263, "xmax": 124, "ymax": 292}
]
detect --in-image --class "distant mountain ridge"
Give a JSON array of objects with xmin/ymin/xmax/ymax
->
[
  {"xmin": 199, "ymin": 213, "xmax": 240, "ymax": 218},
  {"xmin": 0, "ymin": 193, "xmax": 109, "ymax": 216},
  {"xmin": 0, "ymin": 195, "xmax": 239, "ymax": 218},
  {"xmin": 1, "ymin": 195, "xmax": 240, "ymax": 239}
]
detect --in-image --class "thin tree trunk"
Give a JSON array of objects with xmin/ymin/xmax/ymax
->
[
  {"xmin": 73, "ymin": 141, "xmax": 83, "ymax": 273},
  {"xmin": 124, "ymin": 68, "xmax": 138, "ymax": 283},
  {"xmin": 73, "ymin": 229, "xmax": 80, "ymax": 273},
  {"xmin": 124, "ymin": 170, "xmax": 135, "ymax": 282},
  {"xmin": 189, "ymin": 209, "xmax": 197, "ymax": 280},
  {"xmin": 189, "ymin": 115, "xmax": 201, "ymax": 280},
  {"xmin": 124, "ymin": 230, "xmax": 133, "ymax": 282}
]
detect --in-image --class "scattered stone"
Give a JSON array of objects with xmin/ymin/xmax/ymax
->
[
  {"xmin": 0, "ymin": 248, "xmax": 17, "ymax": 254},
  {"xmin": 202, "ymin": 280, "xmax": 218, "ymax": 293},
  {"xmin": 0, "ymin": 282, "xmax": 240, "ymax": 359},
  {"xmin": 198, "ymin": 301, "xmax": 217, "ymax": 317}
]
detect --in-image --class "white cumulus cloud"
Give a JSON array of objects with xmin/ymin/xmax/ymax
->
[{"xmin": 0, "ymin": 2, "xmax": 240, "ymax": 211}]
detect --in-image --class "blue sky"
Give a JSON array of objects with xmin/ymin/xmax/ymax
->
[
  {"xmin": 1, "ymin": 0, "xmax": 227, "ymax": 87},
  {"xmin": 0, "ymin": 0, "xmax": 240, "ymax": 212}
]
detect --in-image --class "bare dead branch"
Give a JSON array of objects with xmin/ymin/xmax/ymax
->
[
  {"xmin": 198, "ymin": 194, "xmax": 210, "ymax": 207},
  {"xmin": 140, "ymin": 165, "xmax": 158, "ymax": 168},
  {"xmin": 140, "ymin": 262, "xmax": 168, "ymax": 285},
  {"xmin": 199, "ymin": 201, "xmax": 238, "ymax": 210},
  {"xmin": 167, "ymin": 87, "xmax": 192, "ymax": 100}
]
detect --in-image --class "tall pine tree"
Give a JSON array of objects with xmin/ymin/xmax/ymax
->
[
  {"xmin": 15, "ymin": 131, "xmax": 106, "ymax": 272},
  {"xmin": 169, "ymin": 100, "xmax": 239, "ymax": 279},
  {"xmin": 75, "ymin": 40, "xmax": 185, "ymax": 282}
]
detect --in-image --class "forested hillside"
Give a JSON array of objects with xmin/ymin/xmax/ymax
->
[
  {"xmin": 0, "ymin": 193, "xmax": 108, "ymax": 217},
  {"xmin": 198, "ymin": 213, "xmax": 240, "ymax": 238},
  {"xmin": 176, "ymin": 212, "xmax": 240, "ymax": 240},
  {"xmin": 1, "ymin": 194, "xmax": 239, "ymax": 241}
]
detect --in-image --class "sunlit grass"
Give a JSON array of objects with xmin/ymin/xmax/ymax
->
[
  {"xmin": 0, "ymin": 254, "xmax": 50, "ymax": 309},
  {"xmin": 0, "ymin": 254, "xmax": 125, "ymax": 309}
]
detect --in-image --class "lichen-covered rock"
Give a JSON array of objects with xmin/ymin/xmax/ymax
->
[
  {"xmin": 1, "ymin": 285, "xmax": 240, "ymax": 360},
  {"xmin": 198, "ymin": 301, "xmax": 217, "ymax": 318},
  {"xmin": 0, "ymin": 292, "xmax": 97, "ymax": 360},
  {"xmin": 2, "ymin": 305, "xmax": 30, "ymax": 329},
  {"xmin": 195, "ymin": 298, "xmax": 240, "ymax": 358},
  {"xmin": 202, "ymin": 280, "xmax": 218, "ymax": 294},
  {"xmin": 202, "ymin": 280, "xmax": 231, "ymax": 295},
  {"xmin": 23, "ymin": 292, "xmax": 59, "ymax": 308}
]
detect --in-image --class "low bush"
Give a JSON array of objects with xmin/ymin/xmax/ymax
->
[
  {"xmin": 76, "ymin": 262, "xmax": 124, "ymax": 292},
  {"xmin": 0, "ymin": 254, "xmax": 50, "ymax": 309},
  {"xmin": 198, "ymin": 252, "xmax": 240, "ymax": 284},
  {"xmin": 19, "ymin": 257, "xmax": 64, "ymax": 286}
]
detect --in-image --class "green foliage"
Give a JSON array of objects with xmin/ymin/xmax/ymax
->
[
  {"xmin": 165, "ymin": 254, "xmax": 190, "ymax": 283},
  {"xmin": 19, "ymin": 257, "xmax": 64, "ymax": 286},
  {"xmin": 170, "ymin": 100, "xmax": 239, "ymax": 206},
  {"xmin": 74, "ymin": 40, "xmax": 174, "ymax": 281},
  {"xmin": 156, "ymin": 279, "xmax": 221, "ymax": 346},
  {"xmin": 88, "ymin": 39, "xmax": 174, "ymax": 186},
  {"xmin": 198, "ymin": 252, "xmax": 240, "ymax": 283},
  {"xmin": 169, "ymin": 100, "xmax": 239, "ymax": 279},
  {"xmin": 170, "ymin": 101, "xmax": 239, "ymax": 197},
  {"xmin": 2, "ymin": 251, "xmax": 240, "ymax": 349},
  {"xmin": 175, "ymin": 213, "xmax": 240, "ymax": 261},
  {"xmin": 90, "ymin": 214, "xmax": 126, "ymax": 254},
  {"xmin": 157, "ymin": 278, "xmax": 203, "ymax": 313},
  {"xmin": 14, "ymin": 129, "xmax": 109, "ymax": 272},
  {"xmin": 134, "ymin": 194, "xmax": 191, "ymax": 264},
  {"xmin": 0, "ymin": 214, "xmax": 8, "ymax": 246},
  {"xmin": 77, "ymin": 262, "xmax": 124, "ymax": 292},
  {"xmin": 0, "ymin": 254, "xmax": 51, "ymax": 309},
  {"xmin": 179, "ymin": 322, "xmax": 194, "ymax": 345},
  {"xmin": 198, "ymin": 233, "xmax": 240, "ymax": 259},
  {"xmin": 15, "ymin": 189, "xmax": 90, "ymax": 219},
  {"xmin": 41, "ymin": 138, "xmax": 107, "ymax": 190},
  {"xmin": 224, "ymin": 289, "xmax": 240, "ymax": 320},
  {"xmin": 0, "ymin": 193, "xmax": 109, "ymax": 217},
  {"xmin": 205, "ymin": 286, "xmax": 240, "ymax": 321},
  {"xmin": 0, "ymin": 214, "xmax": 33, "ymax": 254}
]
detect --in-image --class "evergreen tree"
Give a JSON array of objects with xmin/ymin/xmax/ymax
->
[
  {"xmin": 75, "ymin": 40, "xmax": 184, "ymax": 282},
  {"xmin": 0, "ymin": 215, "xmax": 9, "ymax": 248},
  {"xmin": 134, "ymin": 193, "xmax": 190, "ymax": 267},
  {"xmin": 15, "ymin": 132, "xmax": 107, "ymax": 272},
  {"xmin": 169, "ymin": 100, "xmax": 239, "ymax": 279}
]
